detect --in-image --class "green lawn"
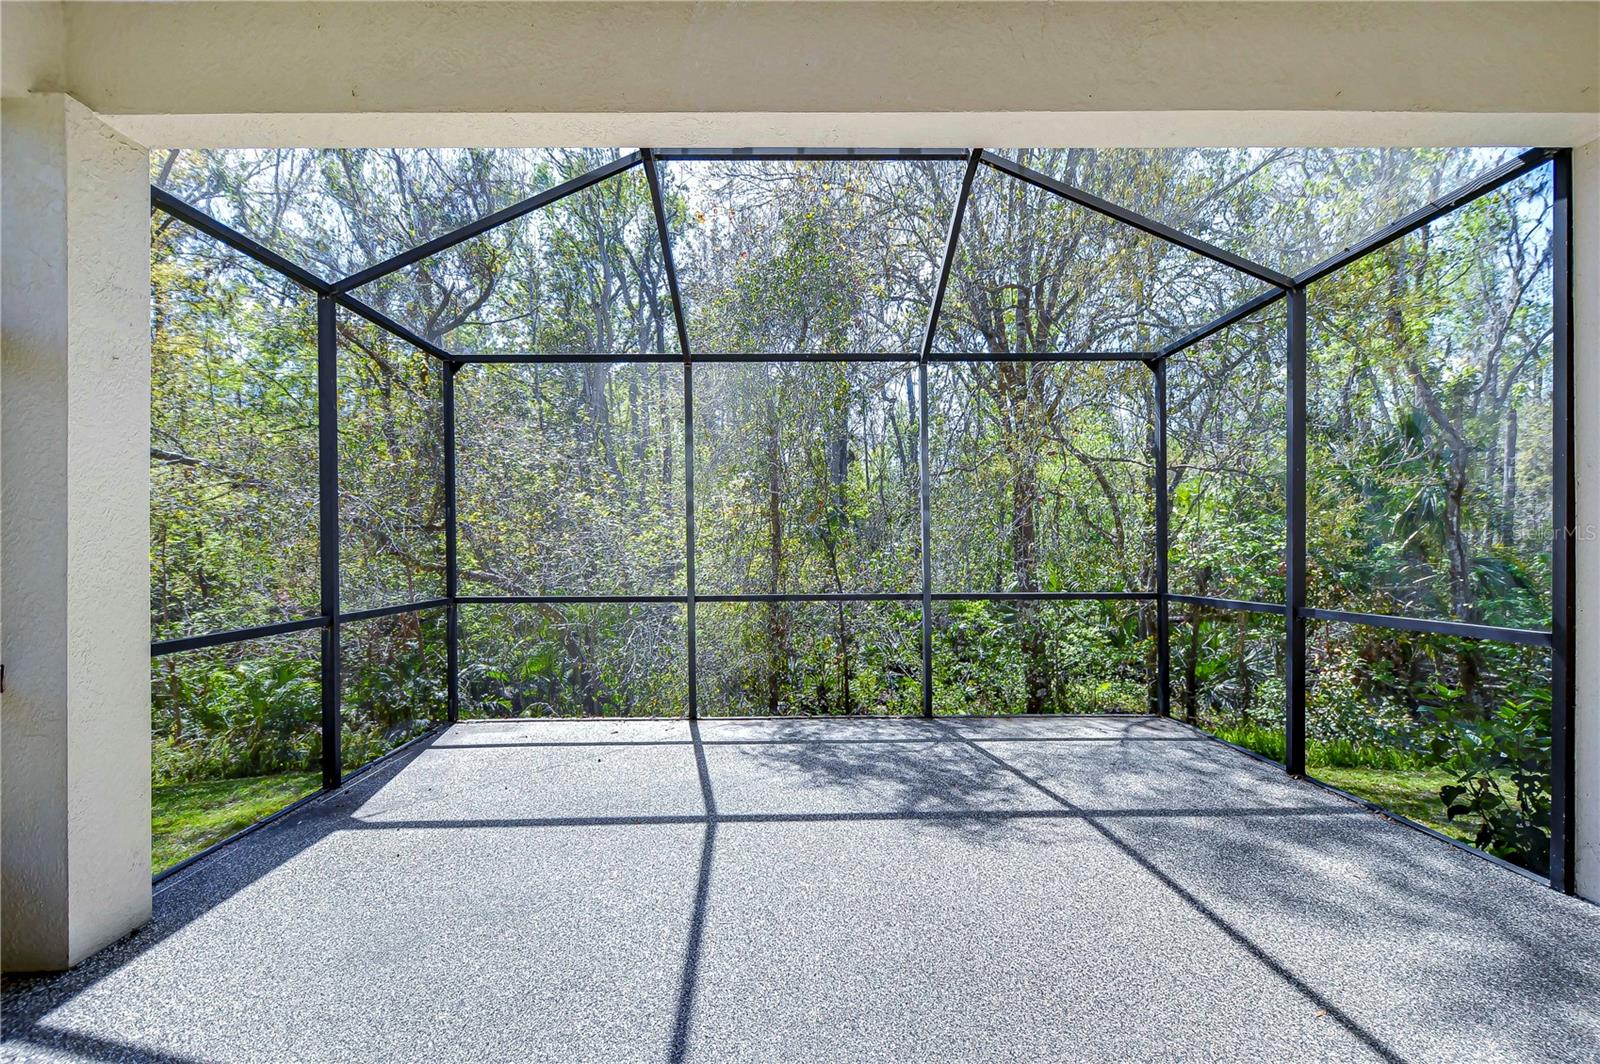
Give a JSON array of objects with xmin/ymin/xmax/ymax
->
[
  {"xmin": 1306, "ymin": 765, "xmax": 1478, "ymax": 846},
  {"xmin": 153, "ymin": 772, "xmax": 320, "ymax": 874},
  {"xmin": 1200, "ymin": 721, "xmax": 1480, "ymax": 847}
]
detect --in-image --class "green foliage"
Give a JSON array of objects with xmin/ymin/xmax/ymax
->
[
  {"xmin": 935, "ymin": 601, "xmax": 1151, "ymax": 715},
  {"xmin": 462, "ymin": 604, "xmax": 686, "ymax": 718},
  {"xmin": 1311, "ymin": 767, "xmax": 1473, "ymax": 844},
  {"xmin": 340, "ymin": 611, "xmax": 449, "ymax": 767},
  {"xmin": 152, "ymin": 642, "xmax": 321, "ymax": 784},
  {"xmin": 699, "ymin": 602, "xmax": 921, "ymax": 717},
  {"xmin": 1192, "ymin": 624, "xmax": 1552, "ymax": 873},
  {"xmin": 1430, "ymin": 691, "xmax": 1552, "ymax": 872}
]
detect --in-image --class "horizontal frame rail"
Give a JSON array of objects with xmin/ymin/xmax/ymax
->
[
  {"xmin": 151, "ymin": 616, "xmax": 327, "ymax": 657},
  {"xmin": 151, "ymin": 595, "xmax": 456, "ymax": 655},
  {"xmin": 456, "ymin": 352, "xmax": 683, "ymax": 364},
  {"xmin": 1297, "ymin": 607, "xmax": 1553, "ymax": 648},
  {"xmin": 933, "ymin": 591, "xmax": 1156, "ymax": 602},
  {"xmin": 929, "ymin": 351, "xmax": 1157, "ymax": 363},
  {"xmin": 1168, "ymin": 595, "xmax": 1288, "ymax": 616},
  {"xmin": 456, "ymin": 594, "xmax": 684, "ymax": 605},
  {"xmin": 331, "ymin": 151, "xmax": 644, "ymax": 295},
  {"xmin": 652, "ymin": 148, "xmax": 969, "ymax": 162},
  {"xmin": 453, "ymin": 591, "xmax": 1156, "ymax": 605},
  {"xmin": 700, "ymin": 592, "xmax": 920, "ymax": 603},
  {"xmin": 452, "ymin": 351, "xmax": 1159, "ymax": 365},
  {"xmin": 693, "ymin": 351, "xmax": 912, "ymax": 363},
  {"xmin": 977, "ymin": 151, "xmax": 1295, "ymax": 290},
  {"xmin": 338, "ymin": 598, "xmax": 451, "ymax": 625}
]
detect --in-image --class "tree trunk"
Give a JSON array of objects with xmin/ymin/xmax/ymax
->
[
  {"xmin": 1501, "ymin": 405, "xmax": 1518, "ymax": 547},
  {"xmin": 1182, "ymin": 610, "xmax": 1201, "ymax": 724},
  {"xmin": 1013, "ymin": 446, "xmax": 1044, "ymax": 713},
  {"xmin": 765, "ymin": 402, "xmax": 786, "ymax": 714}
]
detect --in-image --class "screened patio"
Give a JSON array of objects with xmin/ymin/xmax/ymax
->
[
  {"xmin": 140, "ymin": 145, "xmax": 1576, "ymax": 891},
  {"xmin": 8, "ymin": 139, "xmax": 1588, "ymax": 1058}
]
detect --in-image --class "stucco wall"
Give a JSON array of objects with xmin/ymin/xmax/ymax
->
[
  {"xmin": 1575, "ymin": 136, "xmax": 1600, "ymax": 901},
  {"xmin": 1, "ymin": 93, "xmax": 151, "ymax": 971}
]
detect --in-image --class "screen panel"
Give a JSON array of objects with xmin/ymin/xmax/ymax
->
[
  {"xmin": 456, "ymin": 361, "xmax": 686, "ymax": 597},
  {"xmin": 936, "ymin": 161, "xmax": 1257, "ymax": 353},
  {"xmin": 695, "ymin": 600, "xmax": 922, "ymax": 717},
  {"xmin": 1306, "ymin": 166, "xmax": 1554, "ymax": 632},
  {"xmin": 694, "ymin": 360, "xmax": 920, "ymax": 595},
  {"xmin": 1168, "ymin": 604, "xmax": 1286, "ymax": 761},
  {"xmin": 340, "ymin": 608, "xmax": 449, "ymax": 768},
  {"xmin": 151, "ymin": 630, "xmax": 322, "ymax": 872},
  {"xmin": 1305, "ymin": 618, "xmax": 1551, "ymax": 875},
  {"xmin": 665, "ymin": 159, "xmax": 961, "ymax": 354},
  {"xmin": 1167, "ymin": 303, "xmax": 1287, "ymax": 603},
  {"xmin": 351, "ymin": 167, "xmax": 678, "ymax": 357},
  {"xmin": 990, "ymin": 147, "xmax": 1529, "ymax": 277},
  {"xmin": 932, "ymin": 599, "xmax": 1154, "ymax": 716},
  {"xmin": 930, "ymin": 360, "xmax": 1155, "ymax": 593},
  {"xmin": 459, "ymin": 602, "xmax": 688, "ymax": 718},
  {"xmin": 151, "ymin": 217, "xmax": 320, "ymax": 642},
  {"xmin": 154, "ymin": 148, "xmax": 628, "ymax": 280},
  {"xmin": 338, "ymin": 313, "xmax": 446, "ymax": 612}
]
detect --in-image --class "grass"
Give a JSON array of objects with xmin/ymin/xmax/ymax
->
[
  {"xmin": 1200, "ymin": 719, "xmax": 1481, "ymax": 847},
  {"xmin": 1307, "ymin": 766, "xmax": 1477, "ymax": 845},
  {"xmin": 153, "ymin": 772, "xmax": 320, "ymax": 874}
]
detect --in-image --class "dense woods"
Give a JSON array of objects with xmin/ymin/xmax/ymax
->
[{"xmin": 150, "ymin": 146, "xmax": 1556, "ymax": 873}]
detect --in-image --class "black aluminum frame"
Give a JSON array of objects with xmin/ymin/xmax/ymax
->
[{"xmin": 149, "ymin": 145, "xmax": 1576, "ymax": 890}]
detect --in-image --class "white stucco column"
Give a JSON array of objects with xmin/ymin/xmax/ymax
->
[
  {"xmin": 1, "ymin": 92, "xmax": 152, "ymax": 970},
  {"xmin": 1574, "ymin": 134, "xmax": 1600, "ymax": 904}
]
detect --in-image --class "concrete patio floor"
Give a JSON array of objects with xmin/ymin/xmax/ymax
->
[{"xmin": 4, "ymin": 714, "xmax": 1598, "ymax": 1063}]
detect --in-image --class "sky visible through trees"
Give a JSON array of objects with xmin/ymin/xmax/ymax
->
[{"xmin": 149, "ymin": 146, "xmax": 1558, "ymax": 875}]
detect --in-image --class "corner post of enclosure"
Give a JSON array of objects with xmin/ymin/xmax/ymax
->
[
  {"xmin": 1153, "ymin": 357, "xmax": 1170, "ymax": 716},
  {"xmin": 1550, "ymin": 147, "xmax": 1575, "ymax": 893},
  {"xmin": 444, "ymin": 360, "xmax": 460, "ymax": 724},
  {"xmin": 317, "ymin": 295, "xmax": 343, "ymax": 788},
  {"xmin": 1285, "ymin": 287, "xmax": 1308, "ymax": 777}
]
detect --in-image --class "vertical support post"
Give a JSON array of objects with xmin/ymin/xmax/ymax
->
[
  {"xmin": 683, "ymin": 357, "xmax": 697, "ymax": 720},
  {"xmin": 641, "ymin": 150, "xmax": 696, "ymax": 719},
  {"xmin": 1550, "ymin": 149, "xmax": 1575, "ymax": 893},
  {"xmin": 317, "ymin": 295, "xmax": 343, "ymax": 788},
  {"xmin": 916, "ymin": 364, "xmax": 933, "ymax": 717},
  {"xmin": 444, "ymin": 360, "xmax": 460, "ymax": 724},
  {"xmin": 1284, "ymin": 287, "xmax": 1308, "ymax": 777},
  {"xmin": 919, "ymin": 151, "xmax": 982, "ymax": 718},
  {"xmin": 1153, "ymin": 357, "xmax": 1170, "ymax": 716}
]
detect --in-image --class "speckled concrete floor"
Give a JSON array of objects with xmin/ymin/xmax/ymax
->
[{"xmin": 5, "ymin": 715, "xmax": 1598, "ymax": 1063}]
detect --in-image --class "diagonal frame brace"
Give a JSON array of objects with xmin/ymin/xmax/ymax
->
[
  {"xmin": 332, "ymin": 151, "xmax": 645, "ymax": 295},
  {"xmin": 978, "ymin": 150, "xmax": 1295, "ymax": 290}
]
